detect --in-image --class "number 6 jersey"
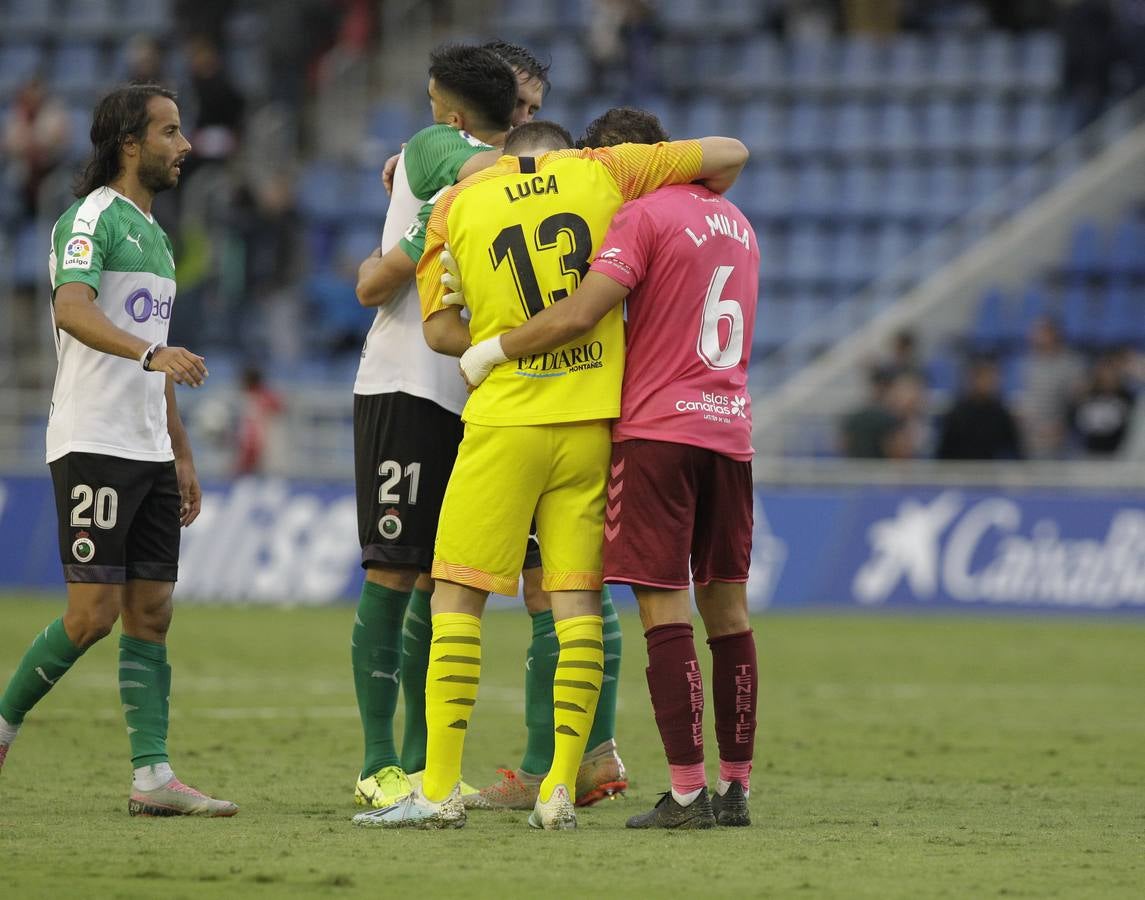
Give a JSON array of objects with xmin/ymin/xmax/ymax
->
[
  {"xmin": 591, "ymin": 184, "xmax": 758, "ymax": 460},
  {"xmin": 417, "ymin": 141, "xmax": 703, "ymax": 427}
]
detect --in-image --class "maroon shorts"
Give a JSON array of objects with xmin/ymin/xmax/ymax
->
[{"xmin": 602, "ymin": 439, "xmax": 753, "ymax": 590}]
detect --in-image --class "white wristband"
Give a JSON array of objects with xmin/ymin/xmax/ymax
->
[
  {"xmin": 460, "ymin": 337, "xmax": 509, "ymax": 388},
  {"xmin": 140, "ymin": 341, "xmax": 164, "ymax": 371}
]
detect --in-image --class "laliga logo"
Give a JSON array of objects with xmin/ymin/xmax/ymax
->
[{"xmin": 124, "ymin": 288, "xmax": 173, "ymax": 323}]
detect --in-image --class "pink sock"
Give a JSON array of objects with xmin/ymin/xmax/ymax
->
[
  {"xmin": 668, "ymin": 762, "xmax": 707, "ymax": 796},
  {"xmin": 719, "ymin": 759, "xmax": 752, "ymax": 791}
]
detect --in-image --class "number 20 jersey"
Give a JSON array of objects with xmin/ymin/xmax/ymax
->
[
  {"xmin": 591, "ymin": 184, "xmax": 759, "ymax": 461},
  {"xmin": 418, "ymin": 141, "xmax": 702, "ymax": 427}
]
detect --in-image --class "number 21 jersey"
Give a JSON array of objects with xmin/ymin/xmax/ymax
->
[{"xmin": 590, "ymin": 184, "xmax": 759, "ymax": 460}]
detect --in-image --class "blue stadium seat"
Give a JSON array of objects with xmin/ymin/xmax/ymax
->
[
  {"xmin": 886, "ymin": 36, "xmax": 926, "ymax": 91},
  {"xmin": 730, "ymin": 35, "xmax": 784, "ymax": 93},
  {"xmin": 660, "ymin": 0, "xmax": 707, "ymax": 34},
  {"xmin": 838, "ymin": 164, "xmax": 882, "ymax": 220},
  {"xmin": 1096, "ymin": 280, "xmax": 1145, "ymax": 348},
  {"xmin": 787, "ymin": 40, "xmax": 835, "ymax": 92},
  {"xmin": 837, "ymin": 37, "xmax": 882, "ymax": 92},
  {"xmin": 0, "ymin": 43, "xmax": 43, "ymax": 96},
  {"xmin": 1014, "ymin": 98, "xmax": 1057, "ymax": 155},
  {"xmin": 1108, "ymin": 216, "xmax": 1145, "ymax": 278},
  {"xmin": 1061, "ymin": 280, "xmax": 1099, "ymax": 347},
  {"xmin": 297, "ymin": 163, "xmax": 347, "ymax": 224},
  {"xmin": 968, "ymin": 161, "xmax": 1011, "ymax": 203},
  {"xmin": 753, "ymin": 297, "xmax": 789, "ymax": 353},
  {"xmin": 1007, "ymin": 284, "xmax": 1048, "ymax": 346},
  {"xmin": 1, "ymin": 0, "xmax": 57, "ymax": 37},
  {"xmin": 740, "ymin": 98, "xmax": 780, "ymax": 155},
  {"xmin": 349, "ymin": 168, "xmax": 389, "ymax": 223},
  {"xmin": 922, "ymin": 100, "xmax": 963, "ymax": 155},
  {"xmin": 758, "ymin": 226, "xmax": 786, "ymax": 283},
  {"xmin": 926, "ymin": 164, "xmax": 966, "ymax": 224},
  {"xmin": 51, "ymin": 42, "xmax": 103, "ymax": 98},
  {"xmin": 494, "ymin": 0, "xmax": 556, "ymax": 35},
  {"xmin": 832, "ymin": 101, "xmax": 877, "ymax": 155},
  {"xmin": 876, "ymin": 100, "xmax": 919, "ymax": 154},
  {"xmin": 120, "ymin": 0, "xmax": 172, "ymax": 34},
  {"xmin": 833, "ymin": 226, "xmax": 872, "ymax": 286},
  {"xmin": 884, "ymin": 165, "xmax": 926, "ymax": 220},
  {"xmin": 967, "ymin": 97, "xmax": 1007, "ymax": 155},
  {"xmin": 784, "ymin": 101, "xmax": 828, "ymax": 155},
  {"xmin": 59, "ymin": 0, "xmax": 117, "ymax": 37},
  {"xmin": 548, "ymin": 37, "xmax": 590, "ymax": 96},
  {"xmin": 969, "ymin": 287, "xmax": 1008, "ymax": 351},
  {"xmin": 930, "ymin": 35, "xmax": 973, "ymax": 92},
  {"xmin": 871, "ymin": 223, "xmax": 915, "ymax": 279},
  {"xmin": 792, "ymin": 163, "xmax": 838, "ymax": 220},
  {"xmin": 336, "ymin": 226, "xmax": 382, "ymax": 267},
  {"xmin": 367, "ymin": 102, "xmax": 418, "ymax": 145},
  {"xmin": 1062, "ymin": 219, "xmax": 1104, "ymax": 278},
  {"xmin": 785, "ymin": 224, "xmax": 831, "ymax": 285},
  {"xmin": 709, "ymin": 0, "xmax": 759, "ymax": 33},
  {"xmin": 973, "ymin": 32, "xmax": 1016, "ymax": 92},
  {"xmin": 926, "ymin": 353, "xmax": 960, "ymax": 396},
  {"xmin": 681, "ymin": 98, "xmax": 729, "ymax": 139},
  {"xmin": 1019, "ymin": 31, "xmax": 1061, "ymax": 92}
]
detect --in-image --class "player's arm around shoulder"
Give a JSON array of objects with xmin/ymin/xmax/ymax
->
[
  {"xmin": 694, "ymin": 136, "xmax": 749, "ymax": 194},
  {"xmin": 355, "ymin": 244, "xmax": 416, "ymax": 307},
  {"xmin": 415, "ymin": 184, "xmax": 470, "ymax": 357}
]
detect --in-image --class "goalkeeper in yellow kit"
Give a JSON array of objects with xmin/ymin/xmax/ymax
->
[{"xmin": 359, "ymin": 119, "xmax": 747, "ymax": 830}]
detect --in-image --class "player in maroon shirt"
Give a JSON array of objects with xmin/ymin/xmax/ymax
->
[{"xmin": 461, "ymin": 108, "xmax": 759, "ymax": 829}]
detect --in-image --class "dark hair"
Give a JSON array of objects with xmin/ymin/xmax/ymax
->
[
  {"xmin": 482, "ymin": 39, "xmax": 551, "ymax": 93},
  {"xmin": 504, "ymin": 120, "xmax": 574, "ymax": 155},
  {"xmin": 428, "ymin": 44, "xmax": 517, "ymax": 134},
  {"xmin": 75, "ymin": 84, "xmax": 177, "ymax": 197},
  {"xmin": 582, "ymin": 106, "xmax": 669, "ymax": 148}
]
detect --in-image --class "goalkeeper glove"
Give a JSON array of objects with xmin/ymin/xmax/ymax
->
[
  {"xmin": 460, "ymin": 337, "xmax": 509, "ymax": 389},
  {"xmin": 441, "ymin": 243, "xmax": 465, "ymax": 308}
]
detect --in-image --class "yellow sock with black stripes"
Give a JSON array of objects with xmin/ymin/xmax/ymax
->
[
  {"xmin": 422, "ymin": 612, "xmax": 482, "ymax": 803},
  {"xmin": 540, "ymin": 614, "xmax": 604, "ymax": 804}
]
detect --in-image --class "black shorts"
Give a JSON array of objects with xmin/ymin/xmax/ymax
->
[
  {"xmin": 354, "ymin": 392, "xmax": 465, "ymax": 571},
  {"xmin": 50, "ymin": 452, "xmax": 181, "ymax": 584},
  {"xmin": 354, "ymin": 392, "xmax": 544, "ymax": 576}
]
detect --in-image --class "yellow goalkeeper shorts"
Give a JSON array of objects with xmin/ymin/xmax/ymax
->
[{"xmin": 433, "ymin": 420, "xmax": 611, "ymax": 595}]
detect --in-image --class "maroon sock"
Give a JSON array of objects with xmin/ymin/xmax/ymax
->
[
  {"xmin": 645, "ymin": 623, "xmax": 704, "ymax": 767},
  {"xmin": 708, "ymin": 629, "xmax": 757, "ymax": 766}
]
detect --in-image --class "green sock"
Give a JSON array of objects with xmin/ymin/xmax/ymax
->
[
  {"xmin": 519, "ymin": 609, "xmax": 558, "ymax": 775},
  {"xmin": 119, "ymin": 635, "xmax": 170, "ymax": 767},
  {"xmin": 399, "ymin": 587, "xmax": 432, "ymax": 773},
  {"xmin": 353, "ymin": 581, "xmax": 409, "ymax": 777},
  {"xmin": 586, "ymin": 586, "xmax": 622, "ymax": 750},
  {"xmin": 0, "ymin": 618, "xmax": 85, "ymax": 726}
]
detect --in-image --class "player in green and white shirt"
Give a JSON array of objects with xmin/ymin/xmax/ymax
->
[
  {"xmin": 0, "ymin": 85, "xmax": 235, "ymax": 817},
  {"xmin": 348, "ymin": 44, "xmax": 519, "ymax": 813}
]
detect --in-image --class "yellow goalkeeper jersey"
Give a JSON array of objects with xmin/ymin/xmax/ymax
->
[{"xmin": 418, "ymin": 141, "xmax": 703, "ymax": 426}]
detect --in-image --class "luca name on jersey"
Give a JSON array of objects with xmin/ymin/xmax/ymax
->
[{"xmin": 504, "ymin": 173, "xmax": 559, "ymax": 204}]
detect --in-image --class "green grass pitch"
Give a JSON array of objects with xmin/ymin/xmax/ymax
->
[{"xmin": 1, "ymin": 595, "xmax": 1142, "ymax": 899}]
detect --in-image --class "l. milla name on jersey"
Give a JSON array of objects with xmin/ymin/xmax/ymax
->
[
  {"xmin": 504, "ymin": 173, "xmax": 559, "ymax": 203},
  {"xmin": 517, "ymin": 339, "xmax": 604, "ymax": 374}
]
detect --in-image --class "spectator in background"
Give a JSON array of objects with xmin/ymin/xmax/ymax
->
[
  {"xmin": 588, "ymin": 1, "xmax": 658, "ymax": 99},
  {"xmin": 183, "ymin": 35, "xmax": 246, "ymax": 170},
  {"xmin": 840, "ymin": 367, "xmax": 900, "ymax": 458},
  {"xmin": 882, "ymin": 328, "xmax": 928, "ymax": 384},
  {"xmin": 234, "ymin": 366, "xmax": 285, "ymax": 475},
  {"xmin": 2, "ymin": 77, "xmax": 71, "ymax": 217},
  {"xmin": 124, "ymin": 35, "xmax": 167, "ymax": 85},
  {"xmin": 1016, "ymin": 316, "xmax": 1085, "ymax": 458},
  {"xmin": 1069, "ymin": 353, "xmax": 1136, "ymax": 456},
  {"xmin": 937, "ymin": 356, "xmax": 1024, "ymax": 460},
  {"xmin": 1059, "ymin": 0, "xmax": 1116, "ymax": 129}
]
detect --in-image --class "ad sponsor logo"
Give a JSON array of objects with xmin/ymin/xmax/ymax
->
[
  {"xmin": 675, "ymin": 390, "xmax": 748, "ymax": 424},
  {"xmin": 124, "ymin": 288, "xmax": 173, "ymax": 323},
  {"xmin": 853, "ymin": 491, "xmax": 1145, "ymax": 608},
  {"xmin": 516, "ymin": 340, "xmax": 604, "ymax": 377}
]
